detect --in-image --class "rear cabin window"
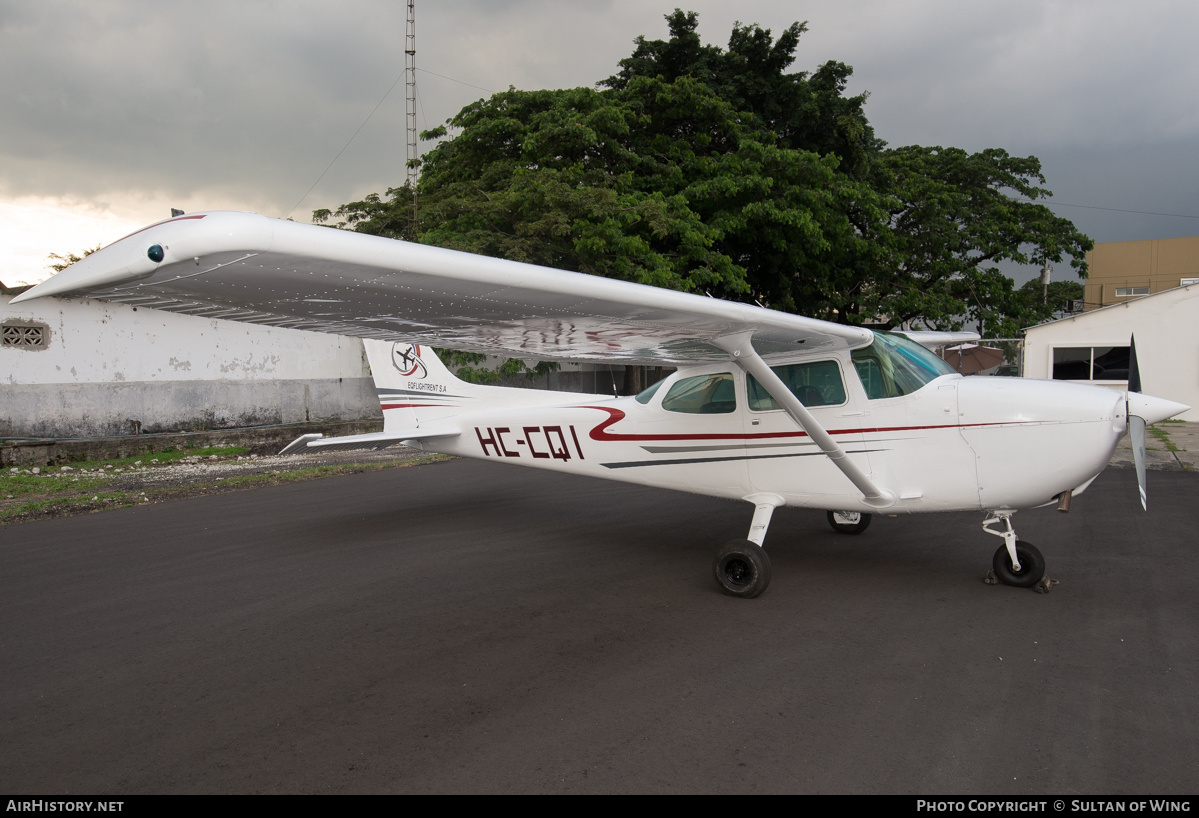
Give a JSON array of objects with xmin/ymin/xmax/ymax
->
[
  {"xmin": 661, "ymin": 373, "xmax": 737, "ymax": 414},
  {"xmin": 746, "ymin": 360, "xmax": 847, "ymax": 411}
]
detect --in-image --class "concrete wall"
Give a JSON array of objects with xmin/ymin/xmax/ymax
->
[
  {"xmin": 2, "ymin": 293, "xmax": 380, "ymax": 438},
  {"xmin": 1024, "ymin": 284, "xmax": 1199, "ymax": 422}
]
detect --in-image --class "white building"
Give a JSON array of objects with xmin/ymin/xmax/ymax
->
[
  {"xmin": 1023, "ymin": 283, "xmax": 1198, "ymax": 422},
  {"xmin": 2, "ymin": 290, "xmax": 378, "ymax": 438},
  {"xmin": 3, "ymin": 288, "xmax": 636, "ymax": 439}
]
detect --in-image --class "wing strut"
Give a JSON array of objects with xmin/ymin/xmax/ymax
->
[{"xmin": 714, "ymin": 333, "xmax": 896, "ymax": 510}]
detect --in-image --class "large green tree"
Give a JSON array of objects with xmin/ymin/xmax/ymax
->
[
  {"xmin": 318, "ymin": 75, "xmax": 868, "ymax": 306},
  {"xmin": 601, "ymin": 9, "xmax": 878, "ymax": 175},
  {"xmin": 316, "ymin": 9, "xmax": 1092, "ymax": 341},
  {"xmin": 846, "ymin": 146, "xmax": 1093, "ymax": 336}
]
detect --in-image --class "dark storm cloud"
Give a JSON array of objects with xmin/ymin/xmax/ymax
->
[
  {"xmin": 2, "ymin": 0, "xmax": 1198, "ymax": 245},
  {"xmin": 0, "ymin": 1, "xmax": 415, "ymax": 211}
]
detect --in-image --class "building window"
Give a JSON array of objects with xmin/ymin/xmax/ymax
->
[
  {"xmin": 1182, "ymin": 278, "xmax": 1199, "ymax": 286},
  {"xmin": 1052, "ymin": 346, "xmax": 1130, "ymax": 381},
  {"xmin": 1114, "ymin": 286, "xmax": 1149, "ymax": 297},
  {"xmin": 1, "ymin": 321, "xmax": 49, "ymax": 350}
]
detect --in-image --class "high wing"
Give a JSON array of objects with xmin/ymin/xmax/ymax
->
[{"xmin": 13, "ymin": 211, "xmax": 877, "ymax": 364}]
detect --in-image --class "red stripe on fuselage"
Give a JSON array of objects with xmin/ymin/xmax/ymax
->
[
  {"xmin": 583, "ymin": 406, "xmax": 804, "ymax": 442},
  {"xmin": 381, "ymin": 402, "xmax": 459, "ymax": 411},
  {"xmin": 579, "ymin": 405, "xmax": 1034, "ymax": 442}
]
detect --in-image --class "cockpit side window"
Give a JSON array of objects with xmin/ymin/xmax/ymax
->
[
  {"xmin": 851, "ymin": 331, "xmax": 957, "ymax": 399},
  {"xmin": 746, "ymin": 360, "xmax": 847, "ymax": 411},
  {"xmin": 661, "ymin": 373, "xmax": 737, "ymax": 414}
]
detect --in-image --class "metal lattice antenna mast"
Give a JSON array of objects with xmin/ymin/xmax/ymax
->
[{"xmin": 405, "ymin": 1, "xmax": 418, "ymax": 238}]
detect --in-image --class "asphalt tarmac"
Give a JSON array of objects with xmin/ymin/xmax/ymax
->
[{"xmin": 1, "ymin": 459, "xmax": 1196, "ymax": 794}]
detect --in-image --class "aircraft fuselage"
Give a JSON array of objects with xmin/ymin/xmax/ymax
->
[{"xmin": 403, "ymin": 356, "xmax": 1127, "ymax": 515}]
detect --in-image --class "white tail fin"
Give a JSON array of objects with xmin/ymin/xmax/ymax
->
[
  {"xmin": 363, "ymin": 340, "xmax": 617, "ymax": 435},
  {"xmin": 287, "ymin": 342, "xmax": 612, "ymax": 456},
  {"xmin": 363, "ymin": 341, "xmax": 480, "ymax": 431}
]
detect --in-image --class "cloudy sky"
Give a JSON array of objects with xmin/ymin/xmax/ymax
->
[{"xmin": 3, "ymin": 0, "xmax": 1198, "ymax": 286}]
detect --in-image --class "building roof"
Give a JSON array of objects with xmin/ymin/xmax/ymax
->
[{"xmin": 1025, "ymin": 282, "xmax": 1198, "ymax": 333}]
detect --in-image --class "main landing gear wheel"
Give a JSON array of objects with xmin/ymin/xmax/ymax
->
[
  {"xmin": 713, "ymin": 540, "xmax": 772, "ymax": 599},
  {"xmin": 991, "ymin": 540, "xmax": 1045, "ymax": 588},
  {"xmin": 827, "ymin": 510, "xmax": 872, "ymax": 535}
]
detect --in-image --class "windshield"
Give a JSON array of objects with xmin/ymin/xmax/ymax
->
[
  {"xmin": 851, "ymin": 331, "xmax": 957, "ymax": 399},
  {"xmin": 635, "ymin": 377, "xmax": 668, "ymax": 404}
]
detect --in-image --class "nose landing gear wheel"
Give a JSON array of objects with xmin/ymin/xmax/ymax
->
[
  {"xmin": 991, "ymin": 540, "xmax": 1045, "ymax": 588},
  {"xmin": 713, "ymin": 540, "xmax": 772, "ymax": 598},
  {"xmin": 827, "ymin": 510, "xmax": 872, "ymax": 535}
]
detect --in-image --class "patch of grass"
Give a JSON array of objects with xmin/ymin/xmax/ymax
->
[
  {"xmin": 0, "ymin": 492, "xmax": 138, "ymax": 524},
  {"xmin": 219, "ymin": 467, "xmax": 366, "ymax": 489},
  {"xmin": 67, "ymin": 446, "xmax": 248, "ymax": 470},
  {"xmin": 0, "ymin": 453, "xmax": 450, "ymax": 526},
  {"xmin": 216, "ymin": 456, "xmax": 449, "ymax": 489},
  {"xmin": 1148, "ymin": 425, "xmax": 1180, "ymax": 453},
  {"xmin": 0, "ymin": 473, "xmax": 110, "ymax": 497},
  {"xmin": 1, "ymin": 446, "xmax": 250, "ymax": 495}
]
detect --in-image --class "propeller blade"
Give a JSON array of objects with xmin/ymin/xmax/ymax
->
[
  {"xmin": 1128, "ymin": 335, "xmax": 1142, "ymax": 394},
  {"xmin": 1128, "ymin": 335, "xmax": 1147, "ymax": 509},
  {"xmin": 1130, "ymin": 414, "xmax": 1148, "ymax": 511},
  {"xmin": 1124, "ymin": 336, "xmax": 1190, "ymax": 510}
]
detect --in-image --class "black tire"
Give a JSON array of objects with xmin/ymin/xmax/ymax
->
[
  {"xmin": 827, "ymin": 510, "xmax": 872, "ymax": 535},
  {"xmin": 991, "ymin": 540, "xmax": 1045, "ymax": 588},
  {"xmin": 713, "ymin": 540, "xmax": 772, "ymax": 599}
]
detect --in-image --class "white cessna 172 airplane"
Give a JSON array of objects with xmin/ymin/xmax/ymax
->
[{"xmin": 13, "ymin": 211, "xmax": 1188, "ymax": 598}]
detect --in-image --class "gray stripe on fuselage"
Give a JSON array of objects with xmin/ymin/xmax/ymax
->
[
  {"xmin": 640, "ymin": 441, "xmax": 813, "ymax": 453},
  {"xmin": 601, "ymin": 449, "xmax": 885, "ymax": 469}
]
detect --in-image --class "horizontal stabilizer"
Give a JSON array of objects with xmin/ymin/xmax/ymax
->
[{"xmin": 279, "ymin": 427, "xmax": 459, "ymax": 455}]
